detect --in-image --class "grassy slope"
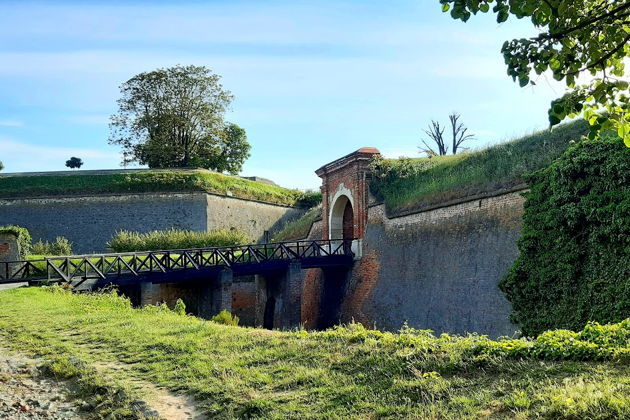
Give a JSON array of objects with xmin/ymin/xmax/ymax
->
[
  {"xmin": 0, "ymin": 288, "xmax": 628, "ymax": 419},
  {"xmin": 372, "ymin": 121, "xmax": 588, "ymax": 214},
  {"xmin": 272, "ymin": 206, "xmax": 322, "ymax": 241},
  {"xmin": 0, "ymin": 169, "xmax": 305, "ymax": 207}
]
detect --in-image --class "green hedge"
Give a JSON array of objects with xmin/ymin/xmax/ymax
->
[
  {"xmin": 0, "ymin": 225, "xmax": 31, "ymax": 257},
  {"xmin": 500, "ymin": 135, "xmax": 630, "ymax": 336},
  {"xmin": 107, "ymin": 228, "xmax": 250, "ymax": 252}
]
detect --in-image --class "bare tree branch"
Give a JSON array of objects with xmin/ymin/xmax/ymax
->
[
  {"xmin": 448, "ymin": 113, "xmax": 475, "ymax": 155},
  {"xmin": 420, "ymin": 120, "xmax": 447, "ymax": 156}
]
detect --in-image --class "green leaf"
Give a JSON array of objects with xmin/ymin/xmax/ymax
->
[
  {"xmin": 442, "ymin": 3, "xmax": 451, "ymax": 12},
  {"xmin": 549, "ymin": 115, "xmax": 561, "ymax": 125}
]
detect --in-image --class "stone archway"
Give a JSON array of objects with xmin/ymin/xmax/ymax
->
[{"xmin": 329, "ymin": 193, "xmax": 355, "ymax": 240}]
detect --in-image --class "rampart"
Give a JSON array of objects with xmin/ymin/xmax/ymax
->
[{"xmin": 0, "ymin": 192, "xmax": 304, "ymax": 254}]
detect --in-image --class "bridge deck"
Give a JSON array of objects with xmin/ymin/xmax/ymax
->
[{"xmin": 0, "ymin": 239, "xmax": 355, "ymax": 287}]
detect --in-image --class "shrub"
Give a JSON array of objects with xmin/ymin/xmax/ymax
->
[
  {"xmin": 107, "ymin": 228, "xmax": 250, "ymax": 252},
  {"xmin": 0, "ymin": 225, "xmax": 32, "ymax": 257},
  {"xmin": 32, "ymin": 236, "xmax": 73, "ymax": 256},
  {"xmin": 295, "ymin": 190, "xmax": 322, "ymax": 208},
  {"xmin": 210, "ymin": 310, "xmax": 240, "ymax": 326},
  {"xmin": 173, "ymin": 298, "xmax": 186, "ymax": 316},
  {"xmin": 500, "ymin": 135, "xmax": 630, "ymax": 336}
]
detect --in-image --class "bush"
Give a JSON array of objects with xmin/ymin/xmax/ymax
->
[
  {"xmin": 210, "ymin": 310, "xmax": 239, "ymax": 326},
  {"xmin": 107, "ymin": 228, "xmax": 250, "ymax": 252},
  {"xmin": 295, "ymin": 190, "xmax": 322, "ymax": 208},
  {"xmin": 500, "ymin": 135, "xmax": 630, "ymax": 336},
  {"xmin": 0, "ymin": 225, "xmax": 31, "ymax": 257},
  {"xmin": 173, "ymin": 299, "xmax": 186, "ymax": 316},
  {"xmin": 32, "ymin": 236, "xmax": 73, "ymax": 256}
]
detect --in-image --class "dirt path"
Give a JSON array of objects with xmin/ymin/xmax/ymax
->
[
  {"xmin": 0, "ymin": 346, "xmax": 207, "ymax": 420},
  {"xmin": 0, "ymin": 347, "xmax": 84, "ymax": 419}
]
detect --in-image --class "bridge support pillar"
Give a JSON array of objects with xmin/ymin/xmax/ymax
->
[
  {"xmin": 198, "ymin": 268, "xmax": 233, "ymax": 319},
  {"xmin": 137, "ymin": 269, "xmax": 233, "ymax": 319},
  {"xmin": 255, "ymin": 261, "xmax": 303, "ymax": 330}
]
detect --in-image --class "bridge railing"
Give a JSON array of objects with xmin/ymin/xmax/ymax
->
[{"xmin": 0, "ymin": 238, "xmax": 355, "ymax": 284}]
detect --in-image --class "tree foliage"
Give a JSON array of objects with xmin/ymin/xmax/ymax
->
[
  {"xmin": 0, "ymin": 161, "xmax": 3, "ymax": 171},
  {"xmin": 440, "ymin": 0, "xmax": 630, "ymax": 146},
  {"xmin": 65, "ymin": 157, "xmax": 83, "ymax": 169},
  {"xmin": 500, "ymin": 135, "xmax": 630, "ymax": 336},
  {"xmin": 419, "ymin": 112, "xmax": 474, "ymax": 156},
  {"xmin": 109, "ymin": 65, "xmax": 251, "ymax": 173}
]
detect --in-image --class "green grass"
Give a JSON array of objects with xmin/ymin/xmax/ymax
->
[
  {"xmin": 371, "ymin": 121, "xmax": 589, "ymax": 214},
  {"xmin": 0, "ymin": 169, "xmax": 312, "ymax": 207},
  {"xmin": 272, "ymin": 206, "xmax": 322, "ymax": 241},
  {"xmin": 0, "ymin": 287, "xmax": 628, "ymax": 419},
  {"xmin": 108, "ymin": 228, "xmax": 250, "ymax": 252}
]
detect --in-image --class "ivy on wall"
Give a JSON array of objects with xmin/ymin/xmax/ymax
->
[
  {"xmin": 500, "ymin": 136, "xmax": 630, "ymax": 336},
  {"xmin": 0, "ymin": 225, "xmax": 32, "ymax": 258}
]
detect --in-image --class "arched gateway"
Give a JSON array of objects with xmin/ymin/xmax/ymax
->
[
  {"xmin": 316, "ymin": 147, "xmax": 380, "ymax": 251},
  {"xmin": 313, "ymin": 147, "xmax": 380, "ymax": 329}
]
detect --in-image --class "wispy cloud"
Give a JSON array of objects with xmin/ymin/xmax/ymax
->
[{"xmin": 0, "ymin": 120, "xmax": 23, "ymax": 127}]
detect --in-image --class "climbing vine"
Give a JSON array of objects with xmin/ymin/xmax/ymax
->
[{"xmin": 500, "ymin": 135, "xmax": 630, "ymax": 336}]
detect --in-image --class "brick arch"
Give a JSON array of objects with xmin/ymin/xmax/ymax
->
[
  {"xmin": 329, "ymin": 185, "xmax": 355, "ymax": 240},
  {"xmin": 315, "ymin": 147, "xmax": 380, "ymax": 244}
]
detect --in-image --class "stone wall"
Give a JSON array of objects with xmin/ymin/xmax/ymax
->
[
  {"xmin": 351, "ymin": 191, "xmax": 524, "ymax": 336},
  {"xmin": 302, "ymin": 190, "xmax": 525, "ymax": 337},
  {"xmin": 0, "ymin": 192, "xmax": 304, "ymax": 254}
]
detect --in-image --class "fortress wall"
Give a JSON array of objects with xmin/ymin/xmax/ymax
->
[
  {"xmin": 0, "ymin": 192, "xmax": 304, "ymax": 254},
  {"xmin": 205, "ymin": 194, "xmax": 304, "ymax": 244},
  {"xmin": 340, "ymin": 190, "xmax": 526, "ymax": 337}
]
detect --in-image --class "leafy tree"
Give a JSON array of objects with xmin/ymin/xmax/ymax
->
[
  {"xmin": 0, "ymin": 161, "xmax": 3, "ymax": 171},
  {"xmin": 202, "ymin": 123, "xmax": 251, "ymax": 175},
  {"xmin": 109, "ymin": 65, "xmax": 251, "ymax": 172},
  {"xmin": 65, "ymin": 157, "xmax": 83, "ymax": 169},
  {"xmin": 419, "ymin": 112, "xmax": 474, "ymax": 156},
  {"xmin": 440, "ymin": 0, "xmax": 630, "ymax": 146}
]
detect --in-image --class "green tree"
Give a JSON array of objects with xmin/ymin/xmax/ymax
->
[
  {"xmin": 65, "ymin": 157, "xmax": 83, "ymax": 169},
  {"xmin": 0, "ymin": 161, "xmax": 3, "ymax": 171},
  {"xmin": 197, "ymin": 122, "xmax": 251, "ymax": 175},
  {"xmin": 109, "ymin": 65, "xmax": 251, "ymax": 172},
  {"xmin": 440, "ymin": 0, "xmax": 630, "ymax": 145}
]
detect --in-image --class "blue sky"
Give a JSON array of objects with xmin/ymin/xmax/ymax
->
[{"xmin": 0, "ymin": 0, "xmax": 568, "ymax": 189}]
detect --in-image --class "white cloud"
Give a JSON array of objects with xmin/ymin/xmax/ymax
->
[{"xmin": 0, "ymin": 120, "xmax": 23, "ymax": 127}]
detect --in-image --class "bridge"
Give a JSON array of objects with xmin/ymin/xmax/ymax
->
[{"xmin": 0, "ymin": 239, "xmax": 356, "ymax": 330}]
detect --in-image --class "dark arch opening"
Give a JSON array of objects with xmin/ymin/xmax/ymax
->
[{"xmin": 263, "ymin": 296, "xmax": 276, "ymax": 329}]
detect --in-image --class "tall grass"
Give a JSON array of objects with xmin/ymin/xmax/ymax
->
[
  {"xmin": 0, "ymin": 169, "xmax": 319, "ymax": 207},
  {"xmin": 31, "ymin": 236, "xmax": 73, "ymax": 256},
  {"xmin": 107, "ymin": 228, "xmax": 249, "ymax": 252},
  {"xmin": 371, "ymin": 121, "xmax": 588, "ymax": 214},
  {"xmin": 0, "ymin": 287, "xmax": 628, "ymax": 419}
]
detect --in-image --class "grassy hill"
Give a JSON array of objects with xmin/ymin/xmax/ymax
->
[
  {"xmin": 370, "ymin": 121, "xmax": 589, "ymax": 215},
  {"xmin": 0, "ymin": 287, "xmax": 627, "ymax": 419},
  {"xmin": 0, "ymin": 169, "xmax": 317, "ymax": 207}
]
